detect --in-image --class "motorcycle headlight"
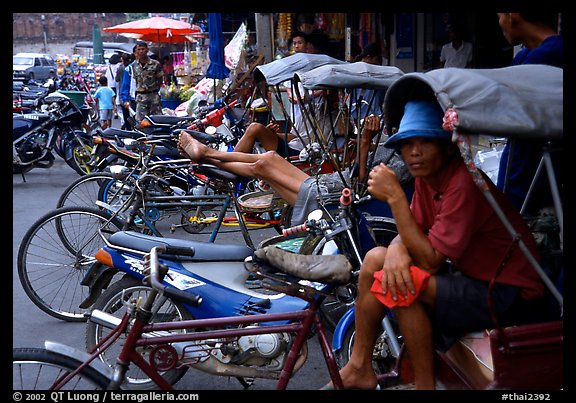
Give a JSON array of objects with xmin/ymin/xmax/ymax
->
[{"xmin": 109, "ymin": 165, "xmax": 131, "ymax": 180}]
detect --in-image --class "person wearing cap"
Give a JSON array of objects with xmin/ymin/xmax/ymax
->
[{"xmin": 323, "ymin": 98, "xmax": 548, "ymax": 390}]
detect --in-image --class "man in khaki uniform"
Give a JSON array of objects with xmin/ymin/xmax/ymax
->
[{"xmin": 131, "ymin": 40, "xmax": 163, "ymax": 123}]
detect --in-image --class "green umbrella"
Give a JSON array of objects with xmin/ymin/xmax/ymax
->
[{"xmin": 92, "ymin": 23, "xmax": 104, "ymax": 64}]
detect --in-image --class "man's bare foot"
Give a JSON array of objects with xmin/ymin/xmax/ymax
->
[
  {"xmin": 178, "ymin": 131, "xmax": 207, "ymax": 161},
  {"xmin": 321, "ymin": 362, "xmax": 379, "ymax": 390}
]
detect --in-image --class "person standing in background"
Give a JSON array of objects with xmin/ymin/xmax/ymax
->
[
  {"xmin": 120, "ymin": 46, "xmax": 137, "ymax": 127},
  {"xmin": 439, "ymin": 22, "xmax": 473, "ymax": 68},
  {"xmin": 129, "ymin": 41, "xmax": 163, "ymax": 124},
  {"xmin": 162, "ymin": 56, "xmax": 174, "ymax": 85},
  {"xmin": 104, "ymin": 53, "xmax": 120, "ymax": 120},
  {"xmin": 93, "ymin": 76, "xmax": 116, "ymax": 130},
  {"xmin": 114, "ymin": 53, "xmax": 128, "ymax": 129},
  {"xmin": 495, "ymin": 12, "xmax": 563, "ymax": 214}
]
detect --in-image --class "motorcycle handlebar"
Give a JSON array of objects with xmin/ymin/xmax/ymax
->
[{"xmin": 148, "ymin": 246, "xmax": 202, "ymax": 307}]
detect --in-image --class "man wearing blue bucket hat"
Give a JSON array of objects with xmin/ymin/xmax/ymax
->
[{"xmin": 325, "ymin": 99, "xmax": 549, "ymax": 390}]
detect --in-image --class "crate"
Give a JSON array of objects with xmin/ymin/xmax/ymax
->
[{"xmin": 57, "ymin": 90, "xmax": 87, "ymax": 107}]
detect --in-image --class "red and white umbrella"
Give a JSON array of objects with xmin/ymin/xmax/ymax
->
[{"xmin": 104, "ymin": 16, "xmax": 202, "ymax": 44}]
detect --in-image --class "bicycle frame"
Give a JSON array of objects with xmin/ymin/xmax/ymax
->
[{"xmin": 56, "ymin": 245, "xmax": 345, "ymax": 390}]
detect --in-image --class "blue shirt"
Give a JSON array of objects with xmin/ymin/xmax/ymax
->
[
  {"xmin": 350, "ymin": 88, "xmax": 385, "ymax": 121},
  {"xmin": 93, "ymin": 86, "xmax": 116, "ymax": 110},
  {"xmin": 496, "ymin": 35, "xmax": 563, "ymax": 213},
  {"xmin": 120, "ymin": 61, "xmax": 135, "ymax": 104}
]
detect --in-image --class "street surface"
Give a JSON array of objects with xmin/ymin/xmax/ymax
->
[{"xmin": 12, "ymin": 131, "xmax": 332, "ymax": 391}]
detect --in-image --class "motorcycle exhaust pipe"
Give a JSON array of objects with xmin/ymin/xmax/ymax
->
[
  {"xmin": 86, "ymin": 309, "xmax": 122, "ymax": 328},
  {"xmin": 86, "ymin": 309, "xmax": 176, "ymax": 338}
]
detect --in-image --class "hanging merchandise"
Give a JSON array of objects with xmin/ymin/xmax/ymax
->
[
  {"xmin": 314, "ymin": 13, "xmax": 327, "ymax": 31},
  {"xmin": 275, "ymin": 13, "xmax": 293, "ymax": 57},
  {"xmin": 328, "ymin": 13, "xmax": 345, "ymax": 40}
]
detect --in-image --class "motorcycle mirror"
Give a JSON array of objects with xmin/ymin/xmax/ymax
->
[
  {"xmin": 307, "ymin": 209, "xmax": 323, "ymax": 222},
  {"xmin": 205, "ymin": 126, "xmax": 217, "ymax": 135}
]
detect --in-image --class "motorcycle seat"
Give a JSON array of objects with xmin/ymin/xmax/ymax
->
[
  {"xmin": 147, "ymin": 115, "xmax": 193, "ymax": 125},
  {"xmin": 108, "ymin": 230, "xmax": 253, "ymax": 262},
  {"xmin": 195, "ymin": 164, "xmax": 240, "ymax": 184},
  {"xmin": 102, "ymin": 127, "xmax": 143, "ymax": 140}
]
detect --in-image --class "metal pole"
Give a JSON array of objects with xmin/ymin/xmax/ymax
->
[
  {"xmin": 255, "ymin": 13, "xmax": 274, "ymax": 63},
  {"xmin": 41, "ymin": 15, "xmax": 48, "ymax": 53}
]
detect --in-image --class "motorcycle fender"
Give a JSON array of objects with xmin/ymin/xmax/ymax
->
[
  {"xmin": 78, "ymin": 262, "xmax": 118, "ymax": 309},
  {"xmin": 63, "ymin": 130, "xmax": 89, "ymax": 161},
  {"xmin": 332, "ymin": 308, "xmax": 355, "ymax": 352},
  {"xmin": 44, "ymin": 340, "xmax": 113, "ymax": 380},
  {"xmin": 63, "ymin": 137, "xmax": 78, "ymax": 161}
]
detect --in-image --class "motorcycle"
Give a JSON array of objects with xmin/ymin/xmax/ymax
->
[
  {"xmin": 86, "ymin": 98, "xmax": 243, "ymax": 174},
  {"xmin": 77, "ymin": 182, "xmax": 398, "ymax": 389},
  {"xmin": 13, "ymin": 91, "xmax": 85, "ymax": 180}
]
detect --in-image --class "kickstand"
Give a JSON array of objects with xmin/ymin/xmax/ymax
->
[{"xmin": 20, "ymin": 172, "xmax": 26, "ymax": 183}]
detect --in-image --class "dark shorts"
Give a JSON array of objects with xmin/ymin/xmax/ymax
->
[
  {"xmin": 433, "ymin": 271, "xmax": 549, "ymax": 351},
  {"xmin": 291, "ymin": 171, "xmax": 350, "ymax": 226},
  {"xmin": 276, "ymin": 137, "xmax": 300, "ymax": 158}
]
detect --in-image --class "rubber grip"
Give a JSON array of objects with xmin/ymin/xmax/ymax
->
[
  {"xmin": 282, "ymin": 223, "xmax": 307, "ymax": 237},
  {"xmin": 164, "ymin": 245, "xmax": 195, "ymax": 257},
  {"xmin": 340, "ymin": 188, "xmax": 352, "ymax": 206},
  {"xmin": 163, "ymin": 287, "xmax": 202, "ymax": 307}
]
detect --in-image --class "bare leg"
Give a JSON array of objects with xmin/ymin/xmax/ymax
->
[
  {"xmin": 332, "ymin": 247, "xmax": 389, "ymax": 389},
  {"xmin": 392, "ymin": 278, "xmax": 437, "ymax": 390},
  {"xmin": 178, "ymin": 131, "xmax": 308, "ymax": 205},
  {"xmin": 234, "ymin": 122, "xmax": 280, "ymax": 153}
]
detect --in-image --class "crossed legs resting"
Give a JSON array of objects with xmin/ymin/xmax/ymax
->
[{"xmin": 178, "ymin": 130, "xmax": 308, "ymax": 206}]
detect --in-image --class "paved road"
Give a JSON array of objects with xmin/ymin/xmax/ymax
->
[{"xmin": 12, "ymin": 152, "xmax": 332, "ymax": 391}]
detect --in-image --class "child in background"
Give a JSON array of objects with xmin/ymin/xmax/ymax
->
[{"xmin": 93, "ymin": 76, "xmax": 116, "ymax": 129}]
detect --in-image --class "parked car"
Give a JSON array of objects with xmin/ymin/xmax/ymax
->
[{"xmin": 13, "ymin": 53, "xmax": 57, "ymax": 81}]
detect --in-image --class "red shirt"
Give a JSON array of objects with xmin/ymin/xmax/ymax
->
[{"xmin": 411, "ymin": 158, "xmax": 544, "ymax": 299}]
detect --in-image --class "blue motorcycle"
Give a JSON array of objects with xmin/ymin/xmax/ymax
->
[{"xmin": 82, "ymin": 185, "xmax": 404, "ymax": 389}]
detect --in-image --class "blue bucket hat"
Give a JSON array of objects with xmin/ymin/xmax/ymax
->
[{"xmin": 384, "ymin": 100, "xmax": 452, "ymax": 149}]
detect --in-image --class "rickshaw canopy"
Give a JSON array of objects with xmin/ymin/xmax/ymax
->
[
  {"xmin": 253, "ymin": 53, "xmax": 346, "ymax": 86},
  {"xmin": 295, "ymin": 62, "xmax": 405, "ymax": 90},
  {"xmin": 383, "ymin": 64, "xmax": 563, "ymax": 140}
]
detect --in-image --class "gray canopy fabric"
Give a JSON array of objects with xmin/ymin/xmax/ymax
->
[
  {"xmin": 383, "ymin": 64, "xmax": 563, "ymax": 140},
  {"xmin": 295, "ymin": 62, "xmax": 405, "ymax": 90},
  {"xmin": 253, "ymin": 53, "xmax": 346, "ymax": 85}
]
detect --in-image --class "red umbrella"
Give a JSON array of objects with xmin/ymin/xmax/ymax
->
[
  {"xmin": 119, "ymin": 31, "xmax": 203, "ymax": 44},
  {"xmin": 104, "ymin": 16, "xmax": 203, "ymax": 57},
  {"xmin": 103, "ymin": 16, "xmax": 201, "ymax": 37}
]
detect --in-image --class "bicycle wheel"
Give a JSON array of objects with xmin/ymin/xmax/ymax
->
[
  {"xmin": 13, "ymin": 347, "xmax": 110, "ymax": 390},
  {"xmin": 56, "ymin": 172, "xmax": 116, "ymax": 209},
  {"xmin": 17, "ymin": 206, "xmax": 125, "ymax": 322},
  {"xmin": 85, "ymin": 276, "xmax": 192, "ymax": 390}
]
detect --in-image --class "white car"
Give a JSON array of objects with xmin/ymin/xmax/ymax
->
[{"xmin": 13, "ymin": 52, "xmax": 57, "ymax": 81}]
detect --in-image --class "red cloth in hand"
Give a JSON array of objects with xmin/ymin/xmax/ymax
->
[{"xmin": 370, "ymin": 265, "xmax": 431, "ymax": 308}]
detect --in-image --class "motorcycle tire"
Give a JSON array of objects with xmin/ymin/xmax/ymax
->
[
  {"xmin": 335, "ymin": 319, "xmax": 400, "ymax": 376},
  {"xmin": 64, "ymin": 138, "xmax": 94, "ymax": 176},
  {"xmin": 85, "ymin": 276, "xmax": 192, "ymax": 390}
]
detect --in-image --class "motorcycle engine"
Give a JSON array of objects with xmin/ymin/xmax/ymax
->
[
  {"xmin": 16, "ymin": 130, "xmax": 50, "ymax": 163},
  {"xmin": 234, "ymin": 330, "xmax": 291, "ymax": 366}
]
